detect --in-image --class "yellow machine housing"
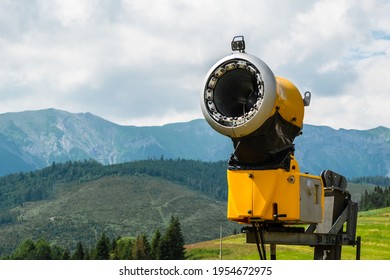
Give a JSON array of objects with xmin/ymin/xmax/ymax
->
[
  {"xmin": 227, "ymin": 157, "xmax": 324, "ymax": 224},
  {"xmin": 201, "ymin": 46, "xmax": 324, "ymax": 226},
  {"xmin": 273, "ymin": 76, "xmax": 305, "ymax": 129}
]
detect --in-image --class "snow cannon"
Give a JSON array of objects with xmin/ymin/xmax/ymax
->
[{"xmin": 200, "ymin": 36, "xmax": 323, "ymax": 224}]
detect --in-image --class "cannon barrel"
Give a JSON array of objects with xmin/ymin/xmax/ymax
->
[{"xmin": 201, "ymin": 51, "xmax": 309, "ymax": 166}]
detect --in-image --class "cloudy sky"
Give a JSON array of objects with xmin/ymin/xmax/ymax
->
[{"xmin": 0, "ymin": 0, "xmax": 389, "ymax": 129}]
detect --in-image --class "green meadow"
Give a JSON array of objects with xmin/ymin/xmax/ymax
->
[{"xmin": 186, "ymin": 207, "xmax": 390, "ymax": 260}]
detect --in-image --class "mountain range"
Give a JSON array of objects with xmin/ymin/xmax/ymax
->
[{"xmin": 1, "ymin": 108, "xmax": 389, "ymax": 179}]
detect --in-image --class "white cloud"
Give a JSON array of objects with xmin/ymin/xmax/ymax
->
[
  {"xmin": 40, "ymin": 0, "xmax": 95, "ymax": 26},
  {"xmin": 0, "ymin": 0, "xmax": 389, "ymax": 129}
]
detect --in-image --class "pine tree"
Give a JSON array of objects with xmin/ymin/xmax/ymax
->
[
  {"xmin": 132, "ymin": 234, "xmax": 151, "ymax": 260},
  {"xmin": 72, "ymin": 241, "xmax": 85, "ymax": 260},
  {"xmin": 160, "ymin": 216, "xmax": 186, "ymax": 260},
  {"xmin": 360, "ymin": 186, "xmax": 390, "ymax": 210},
  {"xmin": 33, "ymin": 239, "xmax": 52, "ymax": 260},
  {"xmin": 62, "ymin": 248, "xmax": 71, "ymax": 260},
  {"xmin": 150, "ymin": 229, "xmax": 162, "ymax": 259},
  {"xmin": 10, "ymin": 239, "xmax": 36, "ymax": 259},
  {"xmin": 93, "ymin": 233, "xmax": 111, "ymax": 260},
  {"xmin": 113, "ymin": 237, "xmax": 134, "ymax": 260},
  {"xmin": 51, "ymin": 244, "xmax": 66, "ymax": 260}
]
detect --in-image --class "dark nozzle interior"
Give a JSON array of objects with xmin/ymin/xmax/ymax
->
[{"xmin": 213, "ymin": 69, "xmax": 258, "ymax": 117}]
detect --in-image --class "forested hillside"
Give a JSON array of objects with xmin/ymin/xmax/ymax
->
[
  {"xmin": 0, "ymin": 159, "xmax": 235, "ymax": 255},
  {"xmin": 1, "ymin": 159, "xmax": 389, "ymax": 221},
  {"xmin": 0, "ymin": 159, "xmax": 227, "ymax": 218}
]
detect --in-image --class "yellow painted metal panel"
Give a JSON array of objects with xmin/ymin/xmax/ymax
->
[
  {"xmin": 274, "ymin": 76, "xmax": 305, "ymax": 128},
  {"xmin": 227, "ymin": 160, "xmax": 324, "ymax": 224},
  {"xmin": 227, "ymin": 169, "xmax": 253, "ymax": 223}
]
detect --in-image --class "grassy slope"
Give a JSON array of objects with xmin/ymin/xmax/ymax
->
[
  {"xmin": 185, "ymin": 207, "xmax": 390, "ymax": 260},
  {"xmin": 0, "ymin": 174, "xmax": 239, "ymax": 255}
]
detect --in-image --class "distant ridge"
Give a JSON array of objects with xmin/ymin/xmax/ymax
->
[{"xmin": 0, "ymin": 108, "xmax": 389, "ymax": 178}]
